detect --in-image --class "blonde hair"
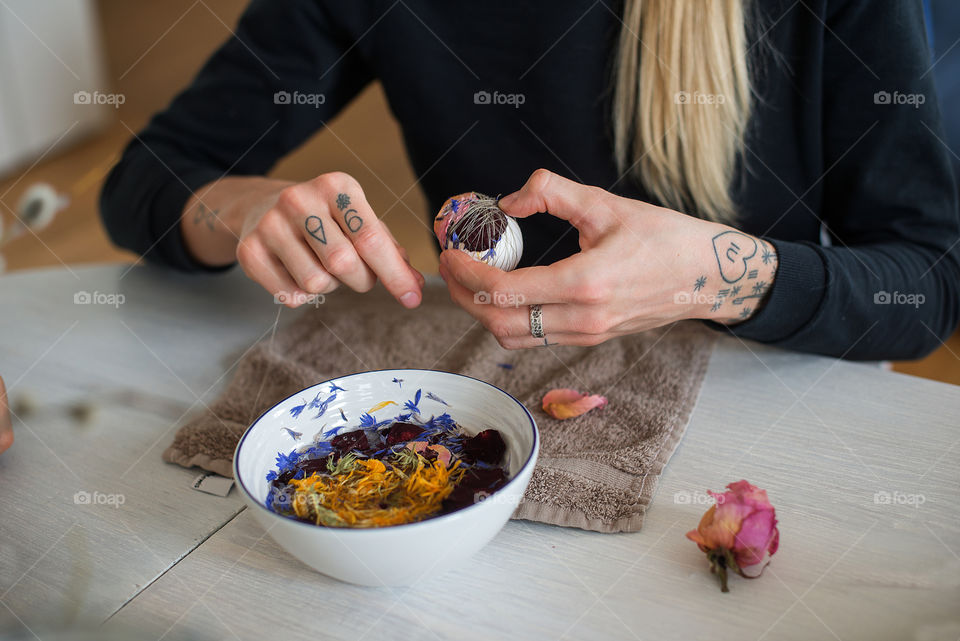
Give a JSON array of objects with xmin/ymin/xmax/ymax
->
[{"xmin": 613, "ymin": 0, "xmax": 753, "ymax": 223}]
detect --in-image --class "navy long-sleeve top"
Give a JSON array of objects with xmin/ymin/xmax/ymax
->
[{"xmin": 100, "ymin": 0, "xmax": 960, "ymax": 360}]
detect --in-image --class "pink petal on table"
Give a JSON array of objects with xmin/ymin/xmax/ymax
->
[{"xmin": 542, "ymin": 388, "xmax": 608, "ymax": 420}]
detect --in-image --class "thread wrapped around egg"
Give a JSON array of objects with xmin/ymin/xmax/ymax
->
[{"xmin": 433, "ymin": 192, "xmax": 523, "ymax": 271}]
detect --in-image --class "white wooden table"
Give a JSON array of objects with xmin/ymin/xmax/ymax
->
[{"xmin": 1, "ymin": 265, "xmax": 958, "ymax": 641}]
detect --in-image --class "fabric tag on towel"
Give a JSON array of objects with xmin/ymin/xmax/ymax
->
[{"xmin": 191, "ymin": 471, "xmax": 234, "ymax": 497}]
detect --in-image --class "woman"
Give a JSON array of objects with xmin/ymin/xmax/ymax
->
[{"xmin": 101, "ymin": 0, "xmax": 959, "ymax": 360}]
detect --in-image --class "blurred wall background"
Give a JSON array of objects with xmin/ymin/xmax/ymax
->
[
  {"xmin": 0, "ymin": 0, "xmax": 435, "ymax": 274},
  {"xmin": 0, "ymin": 0, "xmax": 956, "ymax": 384}
]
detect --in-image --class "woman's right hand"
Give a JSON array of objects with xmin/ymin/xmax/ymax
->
[{"xmin": 183, "ymin": 172, "xmax": 425, "ymax": 308}]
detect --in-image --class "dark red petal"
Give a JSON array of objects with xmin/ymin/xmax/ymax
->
[
  {"xmin": 461, "ymin": 429, "xmax": 506, "ymax": 464},
  {"xmin": 384, "ymin": 422, "xmax": 425, "ymax": 446},
  {"xmin": 442, "ymin": 467, "xmax": 508, "ymax": 513},
  {"xmin": 296, "ymin": 457, "xmax": 332, "ymax": 476},
  {"xmin": 330, "ymin": 429, "xmax": 369, "ymax": 453}
]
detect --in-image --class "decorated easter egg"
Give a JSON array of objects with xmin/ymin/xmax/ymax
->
[{"xmin": 433, "ymin": 192, "xmax": 523, "ymax": 271}]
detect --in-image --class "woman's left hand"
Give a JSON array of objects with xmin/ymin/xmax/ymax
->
[{"xmin": 438, "ymin": 169, "xmax": 779, "ymax": 349}]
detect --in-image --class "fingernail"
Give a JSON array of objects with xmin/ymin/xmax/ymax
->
[
  {"xmin": 498, "ymin": 192, "xmax": 518, "ymax": 210},
  {"xmin": 400, "ymin": 291, "xmax": 420, "ymax": 308}
]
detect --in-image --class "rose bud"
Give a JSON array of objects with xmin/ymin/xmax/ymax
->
[{"xmin": 685, "ymin": 480, "xmax": 779, "ymax": 592}]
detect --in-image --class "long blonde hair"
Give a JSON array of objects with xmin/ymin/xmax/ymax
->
[{"xmin": 613, "ymin": 0, "xmax": 753, "ymax": 223}]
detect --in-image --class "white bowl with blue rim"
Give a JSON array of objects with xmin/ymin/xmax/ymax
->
[{"xmin": 233, "ymin": 368, "xmax": 540, "ymax": 586}]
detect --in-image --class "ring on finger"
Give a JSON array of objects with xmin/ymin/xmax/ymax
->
[{"xmin": 529, "ymin": 304, "xmax": 544, "ymax": 338}]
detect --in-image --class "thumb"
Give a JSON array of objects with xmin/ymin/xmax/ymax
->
[{"xmin": 498, "ymin": 169, "xmax": 609, "ymax": 234}]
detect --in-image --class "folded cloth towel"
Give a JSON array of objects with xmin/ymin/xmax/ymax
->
[{"xmin": 163, "ymin": 281, "xmax": 715, "ymax": 532}]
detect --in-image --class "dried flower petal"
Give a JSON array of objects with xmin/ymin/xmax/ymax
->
[
  {"xmin": 330, "ymin": 429, "xmax": 368, "ymax": 453},
  {"xmin": 461, "ymin": 429, "xmax": 506, "ymax": 464},
  {"xmin": 385, "ymin": 422, "xmax": 425, "ymax": 446},
  {"xmin": 407, "ymin": 441, "xmax": 453, "ymax": 466},
  {"xmin": 542, "ymin": 388, "xmax": 608, "ymax": 419}
]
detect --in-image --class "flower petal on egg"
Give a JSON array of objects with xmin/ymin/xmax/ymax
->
[{"xmin": 542, "ymin": 388, "xmax": 608, "ymax": 419}]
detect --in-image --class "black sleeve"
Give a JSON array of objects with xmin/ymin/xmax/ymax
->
[
  {"xmin": 720, "ymin": 0, "xmax": 960, "ymax": 360},
  {"xmin": 99, "ymin": 0, "xmax": 373, "ymax": 271}
]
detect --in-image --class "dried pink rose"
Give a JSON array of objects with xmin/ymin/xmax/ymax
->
[
  {"xmin": 685, "ymin": 480, "xmax": 779, "ymax": 592},
  {"xmin": 542, "ymin": 388, "xmax": 608, "ymax": 420}
]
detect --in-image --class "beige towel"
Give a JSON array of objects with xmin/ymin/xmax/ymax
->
[{"xmin": 163, "ymin": 282, "xmax": 715, "ymax": 532}]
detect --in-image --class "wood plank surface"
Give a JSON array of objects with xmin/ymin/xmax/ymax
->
[{"xmin": 104, "ymin": 336, "xmax": 960, "ymax": 641}]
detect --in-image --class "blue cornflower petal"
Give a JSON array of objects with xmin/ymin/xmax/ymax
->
[
  {"xmin": 323, "ymin": 424, "xmax": 349, "ymax": 436},
  {"xmin": 289, "ymin": 401, "xmax": 307, "ymax": 418},
  {"xmin": 425, "ymin": 391, "xmax": 449, "ymax": 406}
]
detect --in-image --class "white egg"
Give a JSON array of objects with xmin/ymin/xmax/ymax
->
[{"xmin": 445, "ymin": 214, "xmax": 523, "ymax": 271}]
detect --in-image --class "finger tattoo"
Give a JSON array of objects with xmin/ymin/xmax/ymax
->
[
  {"xmin": 335, "ymin": 192, "xmax": 363, "ymax": 233},
  {"xmin": 305, "ymin": 215, "xmax": 327, "ymax": 244}
]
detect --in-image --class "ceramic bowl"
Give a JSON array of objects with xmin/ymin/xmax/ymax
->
[{"xmin": 233, "ymin": 369, "xmax": 539, "ymax": 586}]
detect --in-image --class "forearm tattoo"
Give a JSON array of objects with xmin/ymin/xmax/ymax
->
[
  {"xmin": 692, "ymin": 231, "xmax": 778, "ymax": 323},
  {"xmin": 335, "ymin": 192, "xmax": 363, "ymax": 233},
  {"xmin": 193, "ymin": 203, "xmax": 218, "ymax": 230}
]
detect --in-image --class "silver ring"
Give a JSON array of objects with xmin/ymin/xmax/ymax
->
[{"xmin": 529, "ymin": 304, "xmax": 544, "ymax": 338}]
